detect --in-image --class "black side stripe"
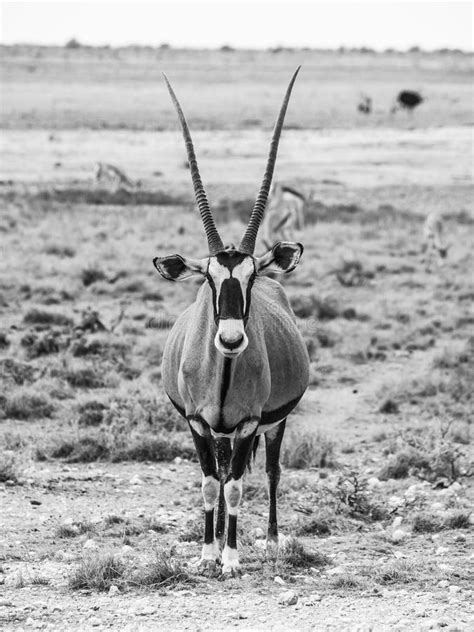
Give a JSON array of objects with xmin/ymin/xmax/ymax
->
[{"xmin": 167, "ymin": 393, "xmax": 304, "ymax": 427}]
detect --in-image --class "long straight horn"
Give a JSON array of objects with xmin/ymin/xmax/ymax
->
[
  {"xmin": 239, "ymin": 66, "xmax": 301, "ymax": 255},
  {"xmin": 163, "ymin": 74, "xmax": 224, "ymax": 255}
]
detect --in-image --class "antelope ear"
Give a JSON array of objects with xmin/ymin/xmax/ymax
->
[
  {"xmin": 256, "ymin": 241, "xmax": 303, "ymax": 274},
  {"xmin": 153, "ymin": 255, "xmax": 207, "ymax": 281}
]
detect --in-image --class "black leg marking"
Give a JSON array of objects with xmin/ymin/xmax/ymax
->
[
  {"xmin": 188, "ymin": 420, "xmax": 219, "ymax": 566},
  {"xmin": 215, "ymin": 438, "xmax": 231, "ymax": 545},
  {"xmin": 221, "ymin": 420, "xmax": 259, "ymax": 575},
  {"xmin": 264, "ymin": 419, "xmax": 286, "ymax": 555}
]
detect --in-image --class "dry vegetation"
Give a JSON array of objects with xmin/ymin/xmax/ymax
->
[{"xmin": 0, "ymin": 45, "xmax": 473, "ymax": 630}]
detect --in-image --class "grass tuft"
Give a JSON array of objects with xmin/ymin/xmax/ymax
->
[
  {"xmin": 23, "ymin": 307, "xmax": 73, "ymax": 327},
  {"xmin": 69, "ymin": 554, "xmax": 126, "ymax": 591},
  {"xmin": 2, "ymin": 389, "xmax": 54, "ymax": 420},
  {"xmin": 282, "ymin": 431, "xmax": 335, "ymax": 469},
  {"xmin": 130, "ymin": 549, "xmax": 195, "ymax": 588},
  {"xmin": 280, "ymin": 537, "xmax": 330, "ymax": 569}
]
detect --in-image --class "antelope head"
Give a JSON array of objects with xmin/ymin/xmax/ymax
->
[{"xmin": 154, "ymin": 68, "xmax": 303, "ymax": 359}]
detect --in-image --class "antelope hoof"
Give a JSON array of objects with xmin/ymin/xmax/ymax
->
[
  {"xmin": 221, "ymin": 565, "xmax": 242, "ymax": 579},
  {"xmin": 198, "ymin": 559, "xmax": 220, "ymax": 577},
  {"xmin": 266, "ymin": 537, "xmax": 279, "ymax": 561},
  {"xmin": 221, "ymin": 546, "xmax": 241, "ymax": 578}
]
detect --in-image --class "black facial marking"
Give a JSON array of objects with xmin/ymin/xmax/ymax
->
[
  {"xmin": 273, "ymin": 244, "xmax": 296, "ymax": 270},
  {"xmin": 154, "ymin": 255, "xmax": 186, "ymax": 281},
  {"xmin": 219, "ymin": 358, "xmax": 233, "ymax": 410},
  {"xmin": 218, "ymin": 278, "xmax": 244, "ymax": 320},
  {"xmin": 215, "ymin": 250, "xmax": 248, "ymax": 270}
]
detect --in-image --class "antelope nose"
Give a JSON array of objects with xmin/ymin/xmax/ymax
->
[{"xmin": 219, "ymin": 333, "xmax": 244, "ymax": 350}]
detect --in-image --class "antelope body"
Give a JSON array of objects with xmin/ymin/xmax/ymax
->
[
  {"xmin": 94, "ymin": 162, "xmax": 134, "ymax": 190},
  {"xmin": 262, "ymin": 182, "xmax": 309, "ymax": 249},
  {"xmin": 422, "ymin": 211, "xmax": 449, "ymax": 269},
  {"xmin": 154, "ymin": 68, "xmax": 309, "ymax": 576}
]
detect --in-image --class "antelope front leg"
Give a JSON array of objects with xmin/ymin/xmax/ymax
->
[
  {"xmin": 222, "ymin": 419, "xmax": 259, "ymax": 576},
  {"xmin": 188, "ymin": 419, "xmax": 220, "ymax": 571},
  {"xmin": 264, "ymin": 419, "xmax": 286, "ymax": 560}
]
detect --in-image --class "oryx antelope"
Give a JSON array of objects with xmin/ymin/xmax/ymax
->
[
  {"xmin": 153, "ymin": 67, "xmax": 309, "ymax": 576},
  {"xmin": 261, "ymin": 182, "xmax": 310, "ymax": 250},
  {"xmin": 422, "ymin": 211, "xmax": 449, "ymax": 269},
  {"xmin": 94, "ymin": 162, "xmax": 134, "ymax": 190}
]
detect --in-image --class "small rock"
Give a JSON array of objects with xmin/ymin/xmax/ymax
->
[
  {"xmin": 173, "ymin": 457, "xmax": 182, "ymax": 465},
  {"xmin": 392, "ymin": 516, "xmax": 403, "ymax": 529},
  {"xmin": 454, "ymin": 533, "xmax": 466, "ymax": 543},
  {"xmin": 304, "ymin": 593, "xmax": 322, "ymax": 605},
  {"xmin": 382, "ymin": 588, "xmax": 392, "ymax": 598},
  {"xmin": 90, "ymin": 616, "xmax": 102, "ymax": 627},
  {"xmin": 129, "ymin": 475, "xmax": 144, "ymax": 485},
  {"xmin": 83, "ymin": 539, "xmax": 98, "ymax": 550},
  {"xmin": 438, "ymin": 580, "xmax": 449, "ymax": 588},
  {"xmin": 448, "ymin": 585, "xmax": 461, "ymax": 594},
  {"xmin": 274, "ymin": 576, "xmax": 285, "ymax": 585},
  {"xmin": 238, "ymin": 612, "xmax": 250, "ymax": 619},
  {"xmin": 367, "ymin": 477, "xmax": 381, "ymax": 490},
  {"xmin": 390, "ymin": 529, "xmax": 408, "ymax": 544},
  {"xmin": 447, "ymin": 481, "xmax": 462, "ymax": 493},
  {"xmin": 278, "ymin": 590, "xmax": 298, "ymax": 606},
  {"xmin": 252, "ymin": 527, "xmax": 265, "ymax": 539},
  {"xmin": 108, "ymin": 585, "xmax": 120, "ymax": 596},
  {"xmin": 435, "ymin": 546, "xmax": 449, "ymax": 555}
]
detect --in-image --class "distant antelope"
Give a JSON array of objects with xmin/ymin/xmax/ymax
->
[
  {"xmin": 357, "ymin": 93, "xmax": 372, "ymax": 114},
  {"xmin": 261, "ymin": 183, "xmax": 311, "ymax": 249},
  {"xmin": 422, "ymin": 211, "xmax": 449, "ymax": 269},
  {"xmin": 154, "ymin": 68, "xmax": 309, "ymax": 576},
  {"xmin": 94, "ymin": 162, "xmax": 134, "ymax": 190}
]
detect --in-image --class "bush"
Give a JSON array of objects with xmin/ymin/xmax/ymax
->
[
  {"xmin": 282, "ymin": 432, "xmax": 335, "ymax": 469},
  {"xmin": 130, "ymin": 549, "xmax": 195, "ymax": 588},
  {"xmin": 280, "ymin": 537, "xmax": 330, "ymax": 568},
  {"xmin": 23, "ymin": 308, "xmax": 73, "ymax": 327},
  {"xmin": 69, "ymin": 555, "xmax": 125, "ymax": 591},
  {"xmin": 65, "ymin": 38, "xmax": 81, "ymax": 49},
  {"xmin": 3, "ymin": 389, "xmax": 54, "ymax": 420}
]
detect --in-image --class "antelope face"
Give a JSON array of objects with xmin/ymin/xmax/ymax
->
[{"xmin": 154, "ymin": 242, "xmax": 303, "ymax": 359}]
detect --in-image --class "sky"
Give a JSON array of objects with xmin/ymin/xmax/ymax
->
[{"xmin": 0, "ymin": 0, "xmax": 472, "ymax": 51}]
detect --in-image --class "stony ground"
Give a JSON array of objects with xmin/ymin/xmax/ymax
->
[{"xmin": 1, "ymin": 45, "xmax": 473, "ymax": 631}]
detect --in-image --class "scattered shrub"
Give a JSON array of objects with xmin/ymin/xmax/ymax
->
[
  {"xmin": 81, "ymin": 267, "xmax": 107, "ymax": 287},
  {"xmin": 0, "ymin": 451, "xmax": 21, "ymax": 483},
  {"xmin": 23, "ymin": 308, "xmax": 73, "ymax": 327},
  {"xmin": 280, "ymin": 537, "xmax": 330, "ymax": 568},
  {"xmin": 69, "ymin": 555, "xmax": 125, "ymax": 591},
  {"xmin": 44, "ymin": 244, "xmax": 76, "ymax": 258},
  {"xmin": 282, "ymin": 432, "xmax": 335, "ymax": 470},
  {"xmin": 3, "ymin": 389, "xmax": 54, "ymax": 420},
  {"xmin": 130, "ymin": 549, "xmax": 195, "ymax": 588}
]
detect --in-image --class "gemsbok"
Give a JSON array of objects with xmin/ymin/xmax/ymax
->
[
  {"xmin": 422, "ymin": 210, "xmax": 449, "ymax": 270},
  {"xmin": 261, "ymin": 182, "xmax": 311, "ymax": 250},
  {"xmin": 153, "ymin": 67, "xmax": 310, "ymax": 576},
  {"xmin": 94, "ymin": 162, "xmax": 134, "ymax": 191}
]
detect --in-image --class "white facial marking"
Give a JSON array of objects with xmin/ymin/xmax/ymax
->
[
  {"xmin": 201, "ymin": 541, "xmax": 220, "ymax": 562},
  {"xmin": 214, "ymin": 319, "xmax": 248, "ymax": 358},
  {"xmin": 221, "ymin": 545, "xmax": 240, "ymax": 573},
  {"xmin": 202, "ymin": 475, "xmax": 219, "ymax": 511},
  {"xmin": 224, "ymin": 477, "xmax": 242, "ymax": 516}
]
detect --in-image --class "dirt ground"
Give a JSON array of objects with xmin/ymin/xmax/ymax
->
[{"xmin": 0, "ymin": 46, "xmax": 473, "ymax": 631}]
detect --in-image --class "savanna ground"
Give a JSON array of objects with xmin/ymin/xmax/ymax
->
[{"xmin": 0, "ymin": 45, "xmax": 473, "ymax": 631}]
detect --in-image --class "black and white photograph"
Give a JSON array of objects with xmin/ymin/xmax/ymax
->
[{"xmin": 0, "ymin": 0, "xmax": 472, "ymax": 629}]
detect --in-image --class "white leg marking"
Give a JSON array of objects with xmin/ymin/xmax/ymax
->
[
  {"xmin": 221, "ymin": 545, "xmax": 240, "ymax": 573},
  {"xmin": 202, "ymin": 475, "xmax": 219, "ymax": 511},
  {"xmin": 224, "ymin": 478, "xmax": 242, "ymax": 516},
  {"xmin": 200, "ymin": 541, "xmax": 220, "ymax": 562}
]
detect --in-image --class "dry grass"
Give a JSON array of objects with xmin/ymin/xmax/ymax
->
[
  {"xmin": 130, "ymin": 549, "xmax": 195, "ymax": 588},
  {"xmin": 69, "ymin": 555, "xmax": 126, "ymax": 591},
  {"xmin": 282, "ymin": 431, "xmax": 335, "ymax": 469}
]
